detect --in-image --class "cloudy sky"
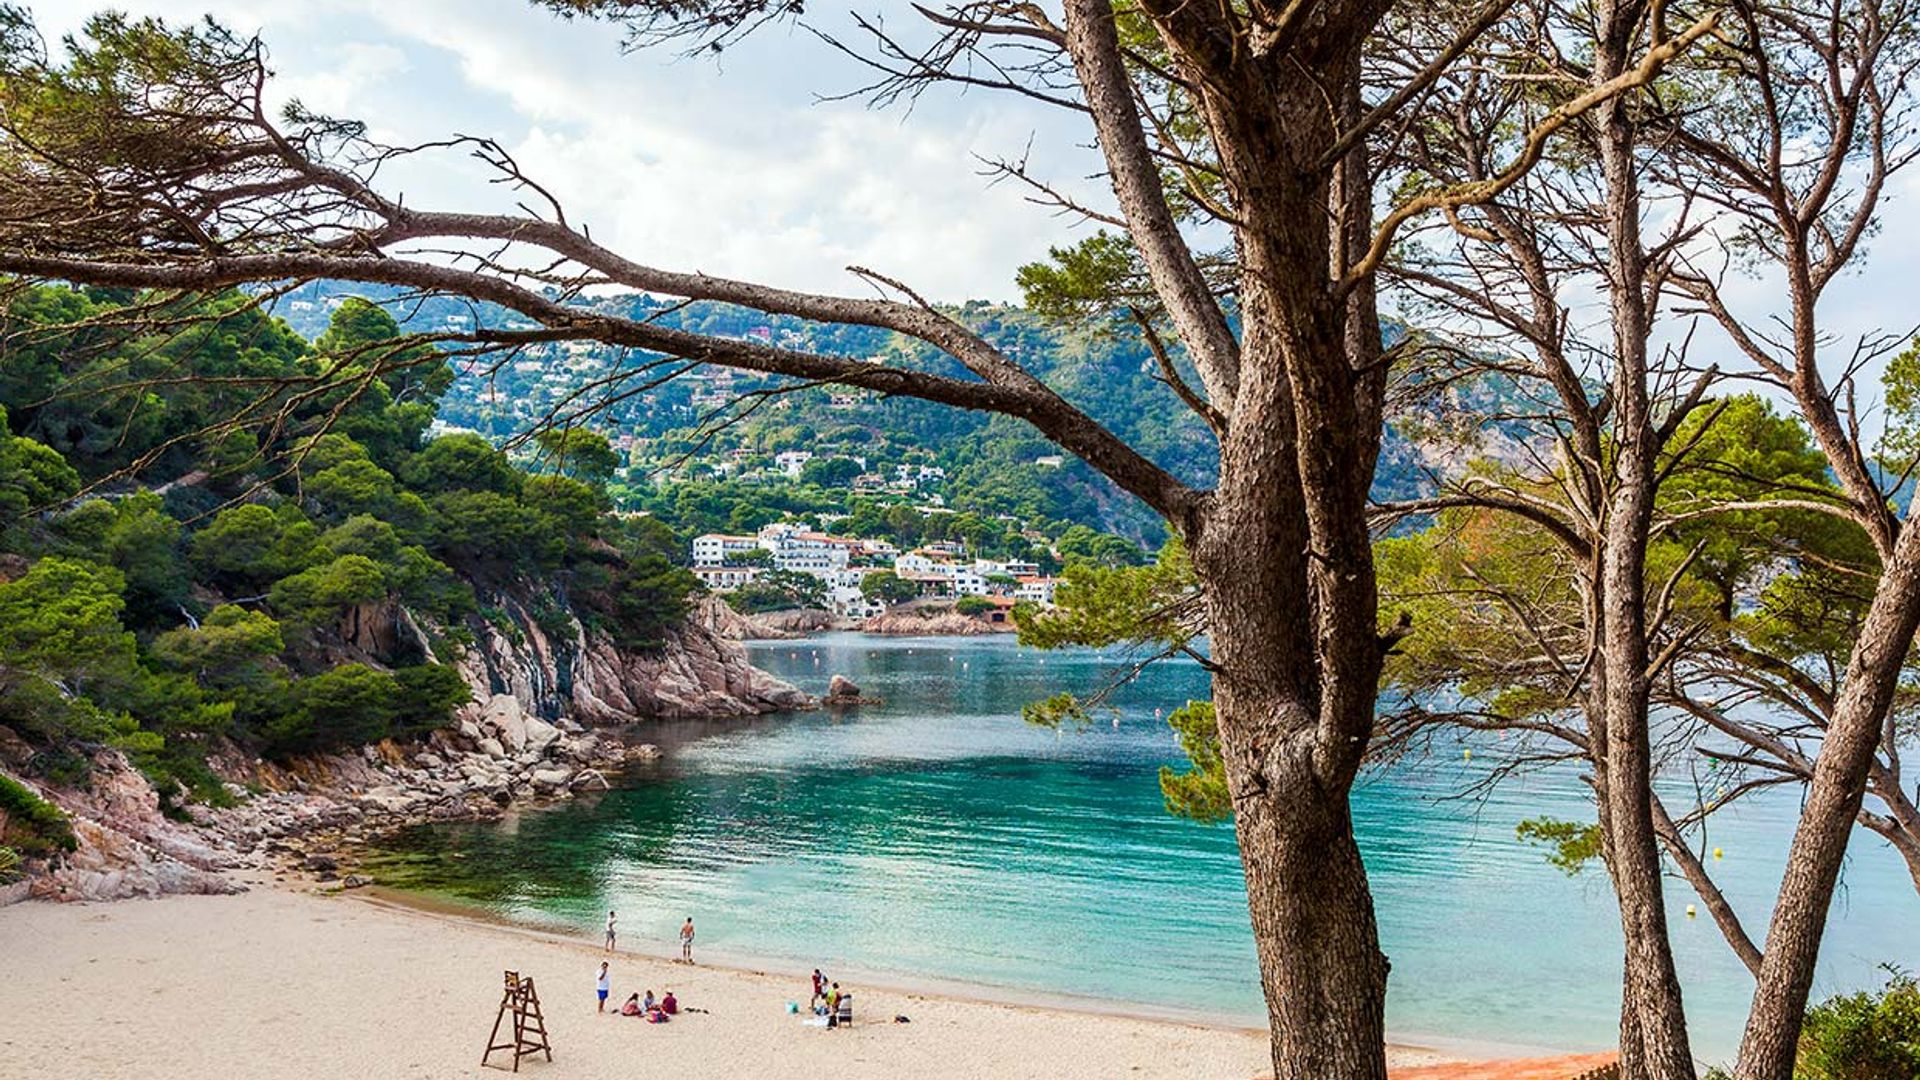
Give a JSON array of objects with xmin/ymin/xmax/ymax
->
[
  {"xmin": 24, "ymin": 1, "xmax": 1920, "ymax": 400},
  {"xmin": 28, "ymin": 0, "xmax": 1112, "ymax": 302}
]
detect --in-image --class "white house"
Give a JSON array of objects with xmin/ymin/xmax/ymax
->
[
  {"xmin": 950, "ymin": 567, "xmax": 990, "ymax": 596},
  {"xmin": 691, "ymin": 533, "xmax": 761, "ymax": 567},
  {"xmin": 775, "ymin": 450, "xmax": 815, "ymax": 478},
  {"xmin": 894, "ymin": 552, "xmax": 939, "ymax": 576},
  {"xmin": 1014, "ymin": 576, "xmax": 1060, "ymax": 606},
  {"xmin": 692, "ymin": 565, "xmax": 763, "ymax": 592}
]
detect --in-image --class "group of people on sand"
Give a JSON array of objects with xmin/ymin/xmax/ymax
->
[
  {"xmin": 596, "ymin": 960, "xmax": 680, "ymax": 1022},
  {"xmin": 808, "ymin": 968, "xmax": 854, "ymax": 1029},
  {"xmin": 603, "ymin": 910, "xmax": 698, "ymax": 964},
  {"xmin": 594, "ymin": 909, "xmax": 698, "ymax": 1024}
]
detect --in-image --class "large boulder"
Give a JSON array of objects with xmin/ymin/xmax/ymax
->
[
  {"xmin": 477, "ymin": 694, "xmax": 529, "ymax": 753},
  {"xmin": 529, "ymin": 768, "xmax": 575, "ymax": 793},
  {"xmin": 521, "ymin": 716, "xmax": 562, "ymax": 755},
  {"xmin": 827, "ymin": 674, "xmax": 862, "ymax": 700}
]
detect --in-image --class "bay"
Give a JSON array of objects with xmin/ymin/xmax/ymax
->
[{"xmin": 365, "ymin": 633, "xmax": 1917, "ymax": 1064}]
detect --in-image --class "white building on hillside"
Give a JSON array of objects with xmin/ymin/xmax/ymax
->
[
  {"xmin": 775, "ymin": 450, "xmax": 815, "ymax": 478},
  {"xmin": 692, "ymin": 533, "xmax": 761, "ymax": 566},
  {"xmin": 692, "ymin": 565, "xmax": 762, "ymax": 591},
  {"xmin": 1015, "ymin": 576, "xmax": 1060, "ymax": 606}
]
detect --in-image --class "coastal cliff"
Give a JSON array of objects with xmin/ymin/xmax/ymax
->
[
  {"xmin": 454, "ymin": 593, "xmax": 811, "ymax": 721},
  {"xmin": 0, "ymin": 595, "xmax": 811, "ymax": 906}
]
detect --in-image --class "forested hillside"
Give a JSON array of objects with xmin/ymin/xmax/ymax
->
[
  {"xmin": 0, "ymin": 287, "xmax": 695, "ymax": 815},
  {"xmin": 269, "ymin": 282, "xmax": 1455, "ymax": 546}
]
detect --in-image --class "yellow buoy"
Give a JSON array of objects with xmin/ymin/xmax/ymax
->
[
  {"xmin": 1713, "ymin": 847, "xmax": 1723, "ymax": 860},
  {"xmin": 1686, "ymin": 904, "xmax": 1697, "ymax": 919},
  {"xmin": 1462, "ymin": 748, "xmax": 1473, "ymax": 761}
]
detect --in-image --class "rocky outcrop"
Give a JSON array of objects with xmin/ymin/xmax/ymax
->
[
  {"xmin": 699, "ymin": 602, "xmax": 838, "ymax": 640},
  {"xmin": 860, "ymin": 609, "xmax": 1010, "ymax": 636},
  {"xmin": 1, "ymin": 593, "xmax": 810, "ymax": 907},
  {"xmin": 698, "ymin": 598, "xmax": 800, "ymax": 640},
  {"xmin": 823, "ymin": 674, "xmax": 879, "ymax": 708},
  {"xmin": 5, "ymin": 753, "xmax": 241, "ymax": 904},
  {"xmin": 456, "ymin": 594, "xmax": 812, "ymax": 725}
]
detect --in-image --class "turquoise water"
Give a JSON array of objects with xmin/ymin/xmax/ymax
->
[{"xmin": 367, "ymin": 634, "xmax": 1917, "ymax": 1064}]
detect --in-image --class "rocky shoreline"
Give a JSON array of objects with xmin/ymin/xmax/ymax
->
[
  {"xmin": 2, "ymin": 601, "xmax": 817, "ymax": 907},
  {"xmin": 708, "ymin": 604, "xmax": 1015, "ymax": 640},
  {"xmin": 1, "ymin": 698, "xmax": 660, "ymax": 906}
]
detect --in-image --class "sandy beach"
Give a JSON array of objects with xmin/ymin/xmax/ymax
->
[{"xmin": 0, "ymin": 882, "xmax": 1453, "ymax": 1079}]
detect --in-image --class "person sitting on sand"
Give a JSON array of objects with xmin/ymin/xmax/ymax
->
[
  {"xmin": 620, "ymin": 993, "xmax": 642, "ymax": 1017},
  {"xmin": 643, "ymin": 989, "xmax": 656, "ymax": 1012},
  {"xmin": 596, "ymin": 961, "xmax": 611, "ymax": 1013},
  {"xmin": 661, "ymin": 990, "xmax": 678, "ymax": 1015}
]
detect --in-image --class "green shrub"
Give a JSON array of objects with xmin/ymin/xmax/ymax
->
[
  {"xmin": 0, "ymin": 845, "xmax": 21, "ymax": 883},
  {"xmin": 955, "ymin": 595, "xmax": 995, "ymax": 616},
  {"xmin": 0, "ymin": 773, "xmax": 78, "ymax": 856},
  {"xmin": 1795, "ymin": 968, "xmax": 1920, "ymax": 1080}
]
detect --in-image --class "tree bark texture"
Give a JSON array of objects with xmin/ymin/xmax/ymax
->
[{"xmin": 1734, "ymin": 527, "xmax": 1920, "ymax": 1079}]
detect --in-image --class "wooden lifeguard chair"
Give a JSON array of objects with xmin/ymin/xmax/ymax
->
[{"xmin": 482, "ymin": 969, "xmax": 552, "ymax": 1072}]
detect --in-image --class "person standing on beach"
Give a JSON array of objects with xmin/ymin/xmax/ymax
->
[
  {"xmin": 604, "ymin": 910, "xmax": 617, "ymax": 952},
  {"xmin": 679, "ymin": 917, "xmax": 696, "ymax": 963},
  {"xmin": 595, "ymin": 961, "xmax": 610, "ymax": 1013},
  {"xmin": 810, "ymin": 968, "xmax": 826, "ymax": 1011}
]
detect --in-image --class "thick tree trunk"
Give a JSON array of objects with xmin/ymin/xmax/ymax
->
[
  {"xmin": 1227, "ymin": 697, "xmax": 1391, "ymax": 1080},
  {"xmin": 1734, "ymin": 529, "xmax": 1920, "ymax": 1079}
]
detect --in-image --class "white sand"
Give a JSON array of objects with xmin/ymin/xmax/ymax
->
[{"xmin": 0, "ymin": 883, "xmax": 1449, "ymax": 1079}]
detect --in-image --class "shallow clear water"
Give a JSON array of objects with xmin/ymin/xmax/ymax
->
[{"xmin": 366, "ymin": 634, "xmax": 1917, "ymax": 1064}]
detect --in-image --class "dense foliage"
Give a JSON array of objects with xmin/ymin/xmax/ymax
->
[
  {"xmin": 0, "ymin": 772, "xmax": 76, "ymax": 858},
  {"xmin": 0, "ymin": 288, "xmax": 696, "ymax": 804}
]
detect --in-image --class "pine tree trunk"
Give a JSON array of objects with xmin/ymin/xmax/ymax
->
[
  {"xmin": 1592, "ymin": 477, "xmax": 1695, "ymax": 1080},
  {"xmin": 1230, "ymin": 729, "xmax": 1391, "ymax": 1080},
  {"xmin": 1734, "ymin": 530, "xmax": 1920, "ymax": 1079}
]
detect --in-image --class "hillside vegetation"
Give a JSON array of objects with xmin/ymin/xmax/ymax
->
[
  {"xmin": 0, "ymin": 287, "xmax": 695, "ymax": 810},
  {"xmin": 271, "ymin": 283, "xmax": 1455, "ymax": 548}
]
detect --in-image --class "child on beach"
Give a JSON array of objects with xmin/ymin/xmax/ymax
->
[
  {"xmin": 680, "ymin": 917, "xmax": 695, "ymax": 963},
  {"xmin": 620, "ymin": 993, "xmax": 642, "ymax": 1017},
  {"xmin": 596, "ymin": 962, "xmax": 611, "ymax": 1012}
]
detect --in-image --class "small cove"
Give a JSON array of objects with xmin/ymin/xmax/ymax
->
[{"xmin": 364, "ymin": 633, "xmax": 1919, "ymax": 1064}]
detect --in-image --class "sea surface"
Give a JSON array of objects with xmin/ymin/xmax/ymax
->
[{"xmin": 365, "ymin": 633, "xmax": 1917, "ymax": 1064}]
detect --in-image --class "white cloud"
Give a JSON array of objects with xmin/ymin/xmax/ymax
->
[{"xmin": 29, "ymin": 0, "xmax": 1110, "ymax": 301}]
